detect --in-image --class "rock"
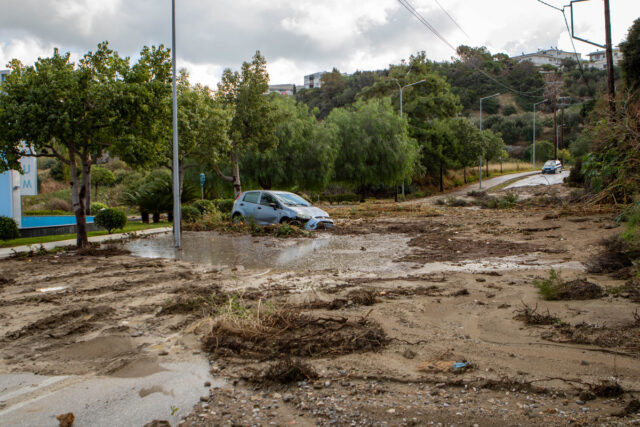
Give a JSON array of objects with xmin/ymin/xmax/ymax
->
[
  {"xmin": 475, "ymin": 278, "xmax": 486, "ymax": 282},
  {"xmin": 143, "ymin": 421, "xmax": 171, "ymax": 427},
  {"xmin": 200, "ymin": 396, "xmax": 209, "ymax": 402},
  {"xmin": 325, "ymin": 380, "xmax": 331, "ymax": 387},
  {"xmin": 204, "ymin": 381, "xmax": 211, "ymax": 387},
  {"xmin": 158, "ymin": 350, "xmax": 169, "ymax": 356},
  {"xmin": 576, "ymin": 400, "xmax": 585, "ymax": 405},
  {"xmin": 283, "ymin": 393, "xmax": 294, "ymax": 402},
  {"xmin": 386, "ymin": 408, "xmax": 396, "ymax": 414},
  {"xmin": 56, "ymin": 413, "xmax": 75, "ymax": 427},
  {"xmin": 402, "ymin": 348, "xmax": 417, "ymax": 359},
  {"xmin": 579, "ymin": 390, "xmax": 596, "ymax": 401}
]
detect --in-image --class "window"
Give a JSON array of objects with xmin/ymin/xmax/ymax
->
[
  {"xmin": 260, "ymin": 193, "xmax": 278, "ymax": 206},
  {"xmin": 243, "ymin": 192, "xmax": 259, "ymax": 203}
]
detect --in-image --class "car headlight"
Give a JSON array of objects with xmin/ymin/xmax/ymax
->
[{"xmin": 296, "ymin": 213, "xmax": 311, "ymax": 220}]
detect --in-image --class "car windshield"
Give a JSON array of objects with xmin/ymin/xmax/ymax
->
[
  {"xmin": 275, "ymin": 192, "xmax": 311, "ymax": 207},
  {"xmin": 543, "ymin": 160, "xmax": 556, "ymax": 167}
]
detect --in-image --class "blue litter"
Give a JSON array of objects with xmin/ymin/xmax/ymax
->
[{"xmin": 452, "ymin": 362, "xmax": 468, "ymax": 370}]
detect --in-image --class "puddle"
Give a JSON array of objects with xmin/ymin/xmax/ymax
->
[{"xmin": 125, "ymin": 231, "xmax": 411, "ymax": 272}]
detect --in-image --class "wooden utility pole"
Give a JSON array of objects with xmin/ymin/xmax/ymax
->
[
  {"xmin": 553, "ymin": 105, "xmax": 558, "ymax": 160},
  {"xmin": 603, "ymin": 0, "xmax": 616, "ymax": 115}
]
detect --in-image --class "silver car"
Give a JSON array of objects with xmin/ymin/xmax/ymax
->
[{"xmin": 231, "ymin": 190, "xmax": 334, "ymax": 230}]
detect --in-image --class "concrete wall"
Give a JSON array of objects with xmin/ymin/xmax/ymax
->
[{"xmin": 0, "ymin": 171, "xmax": 22, "ymax": 227}]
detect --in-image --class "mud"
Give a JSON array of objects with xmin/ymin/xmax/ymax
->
[{"xmin": 2, "ymin": 182, "xmax": 640, "ymax": 425}]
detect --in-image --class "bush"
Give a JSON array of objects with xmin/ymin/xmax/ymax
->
[
  {"xmin": 91, "ymin": 202, "xmax": 108, "ymax": 212},
  {"xmin": 94, "ymin": 208, "xmax": 127, "ymax": 234},
  {"xmin": 49, "ymin": 160, "xmax": 65, "ymax": 181},
  {"xmin": 46, "ymin": 198, "xmax": 73, "ymax": 212},
  {"xmin": 214, "ymin": 199, "xmax": 234, "ymax": 213},
  {"xmin": 181, "ymin": 205, "xmax": 202, "ymax": 223},
  {"xmin": 0, "ymin": 216, "xmax": 20, "ymax": 241},
  {"xmin": 502, "ymin": 104, "xmax": 517, "ymax": 116},
  {"xmin": 192, "ymin": 199, "xmax": 216, "ymax": 215},
  {"xmin": 567, "ymin": 157, "xmax": 585, "ymax": 187}
]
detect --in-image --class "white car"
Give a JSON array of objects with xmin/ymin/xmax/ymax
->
[
  {"xmin": 542, "ymin": 160, "xmax": 563, "ymax": 174},
  {"xmin": 231, "ymin": 190, "xmax": 334, "ymax": 230}
]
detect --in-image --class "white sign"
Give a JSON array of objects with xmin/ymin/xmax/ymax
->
[{"xmin": 19, "ymin": 144, "xmax": 37, "ymax": 196}]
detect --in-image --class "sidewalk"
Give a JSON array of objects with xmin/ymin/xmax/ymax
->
[{"xmin": 0, "ymin": 227, "xmax": 171, "ymax": 259}]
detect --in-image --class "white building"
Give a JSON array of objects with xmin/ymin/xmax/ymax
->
[
  {"xmin": 267, "ymin": 84, "xmax": 295, "ymax": 96},
  {"xmin": 511, "ymin": 47, "xmax": 580, "ymax": 67},
  {"xmin": 0, "ymin": 69, "xmax": 9, "ymax": 84},
  {"xmin": 304, "ymin": 72, "xmax": 327, "ymax": 89},
  {"xmin": 587, "ymin": 48, "xmax": 623, "ymax": 70}
]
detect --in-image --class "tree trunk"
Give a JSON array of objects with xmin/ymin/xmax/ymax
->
[
  {"xmin": 85, "ymin": 170, "xmax": 91, "ymax": 216},
  {"xmin": 231, "ymin": 144, "xmax": 242, "ymax": 197},
  {"xmin": 439, "ymin": 161, "xmax": 444, "ymax": 192},
  {"xmin": 153, "ymin": 212, "xmax": 160, "ymax": 223},
  {"xmin": 70, "ymin": 160, "xmax": 89, "ymax": 249},
  {"xmin": 394, "ymin": 185, "xmax": 398, "ymax": 203},
  {"xmin": 500, "ymin": 159, "xmax": 503, "ymax": 174},
  {"xmin": 141, "ymin": 211, "xmax": 150, "ymax": 223}
]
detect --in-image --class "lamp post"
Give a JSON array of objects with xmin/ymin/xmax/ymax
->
[
  {"xmin": 171, "ymin": 0, "xmax": 181, "ymax": 248},
  {"xmin": 478, "ymin": 93, "xmax": 500, "ymax": 189},
  {"xmin": 532, "ymin": 99, "xmax": 548, "ymax": 171},
  {"xmin": 392, "ymin": 78, "xmax": 426, "ymax": 200}
]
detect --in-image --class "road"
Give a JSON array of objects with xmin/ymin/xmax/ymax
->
[{"xmin": 505, "ymin": 170, "xmax": 569, "ymax": 189}]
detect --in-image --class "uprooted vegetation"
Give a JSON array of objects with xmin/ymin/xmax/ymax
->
[
  {"xmin": 254, "ymin": 358, "xmax": 319, "ymax": 384},
  {"xmin": 203, "ymin": 304, "xmax": 388, "ymax": 360},
  {"xmin": 515, "ymin": 302, "xmax": 640, "ymax": 354},
  {"xmin": 534, "ymin": 269, "xmax": 604, "ymax": 300},
  {"xmin": 436, "ymin": 192, "xmax": 519, "ymax": 209},
  {"xmin": 588, "ymin": 235, "xmax": 640, "ymax": 279},
  {"xmin": 183, "ymin": 213, "xmax": 315, "ymax": 238}
]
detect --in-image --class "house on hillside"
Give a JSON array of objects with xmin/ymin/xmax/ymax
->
[
  {"xmin": 304, "ymin": 72, "xmax": 327, "ymax": 89},
  {"xmin": 586, "ymin": 48, "xmax": 623, "ymax": 70},
  {"xmin": 511, "ymin": 47, "xmax": 580, "ymax": 67},
  {"xmin": 267, "ymin": 84, "xmax": 295, "ymax": 96}
]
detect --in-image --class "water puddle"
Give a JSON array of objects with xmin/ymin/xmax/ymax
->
[{"xmin": 125, "ymin": 231, "xmax": 410, "ymax": 272}]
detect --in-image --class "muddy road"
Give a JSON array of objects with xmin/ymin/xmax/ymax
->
[{"xmin": 1, "ymin": 183, "xmax": 639, "ymax": 426}]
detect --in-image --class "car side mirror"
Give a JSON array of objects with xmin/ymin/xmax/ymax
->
[{"xmin": 269, "ymin": 203, "xmax": 279, "ymax": 209}]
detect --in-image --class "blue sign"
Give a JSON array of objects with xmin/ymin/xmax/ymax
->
[{"xmin": 199, "ymin": 173, "xmax": 206, "ymax": 187}]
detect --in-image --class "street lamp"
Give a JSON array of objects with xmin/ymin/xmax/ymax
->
[
  {"xmin": 171, "ymin": 0, "xmax": 181, "ymax": 248},
  {"xmin": 532, "ymin": 99, "xmax": 548, "ymax": 171},
  {"xmin": 392, "ymin": 78, "xmax": 426, "ymax": 200},
  {"xmin": 478, "ymin": 93, "xmax": 500, "ymax": 189}
]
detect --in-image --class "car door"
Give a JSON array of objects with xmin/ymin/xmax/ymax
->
[
  {"xmin": 238, "ymin": 191, "xmax": 260, "ymax": 220},
  {"xmin": 256, "ymin": 192, "xmax": 280, "ymax": 225}
]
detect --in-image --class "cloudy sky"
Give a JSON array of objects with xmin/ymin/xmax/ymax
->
[{"xmin": 1, "ymin": 0, "xmax": 638, "ymax": 87}]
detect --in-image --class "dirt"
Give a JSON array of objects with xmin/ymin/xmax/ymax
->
[{"xmin": 2, "ymin": 183, "xmax": 640, "ymax": 425}]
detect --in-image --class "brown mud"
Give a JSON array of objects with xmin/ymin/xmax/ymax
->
[{"xmin": 1, "ymin": 183, "xmax": 640, "ymax": 425}]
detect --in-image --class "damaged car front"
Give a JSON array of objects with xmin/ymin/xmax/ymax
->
[{"xmin": 273, "ymin": 191, "xmax": 334, "ymax": 230}]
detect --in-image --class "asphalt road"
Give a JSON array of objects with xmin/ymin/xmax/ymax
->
[{"xmin": 505, "ymin": 170, "xmax": 569, "ymax": 189}]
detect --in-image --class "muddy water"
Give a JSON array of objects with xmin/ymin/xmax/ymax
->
[{"xmin": 125, "ymin": 231, "xmax": 411, "ymax": 272}]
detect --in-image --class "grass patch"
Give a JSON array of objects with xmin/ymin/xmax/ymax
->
[
  {"xmin": 1, "ymin": 222, "xmax": 169, "ymax": 248},
  {"xmin": 534, "ymin": 269, "xmax": 604, "ymax": 300}
]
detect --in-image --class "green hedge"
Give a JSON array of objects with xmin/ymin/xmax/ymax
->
[
  {"xmin": 214, "ymin": 199, "xmax": 234, "ymax": 213},
  {"xmin": 181, "ymin": 205, "xmax": 202, "ymax": 223},
  {"xmin": 94, "ymin": 208, "xmax": 127, "ymax": 234},
  {"xmin": 191, "ymin": 199, "xmax": 216, "ymax": 215},
  {"xmin": 24, "ymin": 210, "xmax": 73, "ymax": 216},
  {"xmin": 0, "ymin": 216, "xmax": 20, "ymax": 241}
]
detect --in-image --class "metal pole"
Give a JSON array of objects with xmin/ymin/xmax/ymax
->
[
  {"xmin": 171, "ymin": 0, "xmax": 181, "ymax": 248},
  {"xmin": 603, "ymin": 0, "xmax": 615, "ymax": 115},
  {"xmin": 479, "ymin": 157, "xmax": 482, "ymax": 189},
  {"xmin": 533, "ymin": 103, "xmax": 536, "ymax": 171}
]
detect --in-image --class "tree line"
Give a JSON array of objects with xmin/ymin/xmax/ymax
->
[{"xmin": 0, "ymin": 43, "xmax": 507, "ymax": 248}]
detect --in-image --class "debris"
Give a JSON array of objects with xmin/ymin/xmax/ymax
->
[
  {"xmin": 590, "ymin": 380, "xmax": 624, "ymax": 397},
  {"xmin": 417, "ymin": 360, "xmax": 473, "ymax": 374},
  {"xmin": 451, "ymin": 289, "xmax": 469, "ymax": 297},
  {"xmin": 56, "ymin": 413, "xmax": 75, "ymax": 427},
  {"xmin": 258, "ymin": 359, "xmax": 318, "ymax": 384},
  {"xmin": 615, "ymin": 399, "xmax": 640, "ymax": 417},
  {"xmin": 143, "ymin": 421, "xmax": 171, "ymax": 427},
  {"xmin": 402, "ymin": 348, "xmax": 417, "ymax": 359},
  {"xmin": 514, "ymin": 303, "xmax": 561, "ymax": 325}
]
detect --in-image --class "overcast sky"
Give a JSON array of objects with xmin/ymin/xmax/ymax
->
[{"xmin": 1, "ymin": 0, "xmax": 638, "ymax": 87}]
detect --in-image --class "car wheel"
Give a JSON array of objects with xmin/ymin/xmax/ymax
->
[
  {"xmin": 281, "ymin": 217, "xmax": 301, "ymax": 227},
  {"xmin": 232, "ymin": 213, "xmax": 244, "ymax": 224}
]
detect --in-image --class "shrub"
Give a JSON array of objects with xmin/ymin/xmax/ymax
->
[
  {"xmin": 24, "ymin": 210, "xmax": 71, "ymax": 216},
  {"xmin": 46, "ymin": 198, "xmax": 73, "ymax": 212},
  {"xmin": 0, "ymin": 216, "xmax": 20, "ymax": 241},
  {"xmin": 567, "ymin": 157, "xmax": 585, "ymax": 187},
  {"xmin": 214, "ymin": 199, "xmax": 234, "ymax": 213},
  {"xmin": 49, "ymin": 161, "xmax": 65, "ymax": 181},
  {"xmin": 192, "ymin": 199, "xmax": 216, "ymax": 215},
  {"xmin": 181, "ymin": 205, "xmax": 202, "ymax": 223},
  {"xmin": 91, "ymin": 202, "xmax": 108, "ymax": 212},
  {"xmin": 502, "ymin": 104, "xmax": 517, "ymax": 116},
  {"xmin": 94, "ymin": 208, "xmax": 127, "ymax": 234}
]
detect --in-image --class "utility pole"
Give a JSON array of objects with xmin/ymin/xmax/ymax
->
[
  {"xmin": 171, "ymin": 0, "xmax": 181, "ymax": 248},
  {"xmin": 392, "ymin": 78, "xmax": 426, "ymax": 200},
  {"xmin": 532, "ymin": 99, "xmax": 548, "ymax": 170},
  {"xmin": 603, "ymin": 0, "xmax": 616, "ymax": 114},
  {"xmin": 553, "ymin": 103, "xmax": 558, "ymax": 160}
]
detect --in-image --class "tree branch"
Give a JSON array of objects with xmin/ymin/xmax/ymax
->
[{"xmin": 212, "ymin": 162, "xmax": 233, "ymax": 182}]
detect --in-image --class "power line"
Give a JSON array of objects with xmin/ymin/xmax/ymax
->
[
  {"xmin": 397, "ymin": 0, "xmax": 544, "ymax": 98},
  {"xmin": 432, "ymin": 0, "xmax": 470, "ymax": 39}
]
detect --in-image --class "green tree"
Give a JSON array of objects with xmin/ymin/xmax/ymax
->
[
  {"xmin": 0, "ymin": 42, "xmax": 171, "ymax": 248},
  {"xmin": 522, "ymin": 140, "xmax": 554, "ymax": 163},
  {"xmin": 327, "ymin": 98, "xmax": 419, "ymax": 201},
  {"xmin": 241, "ymin": 95, "xmax": 338, "ymax": 190},
  {"xmin": 480, "ymin": 130, "xmax": 505, "ymax": 177},
  {"xmin": 91, "ymin": 166, "xmax": 115, "ymax": 201},
  {"xmin": 620, "ymin": 18, "xmax": 640, "ymax": 92},
  {"xmin": 214, "ymin": 51, "xmax": 277, "ymax": 196}
]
